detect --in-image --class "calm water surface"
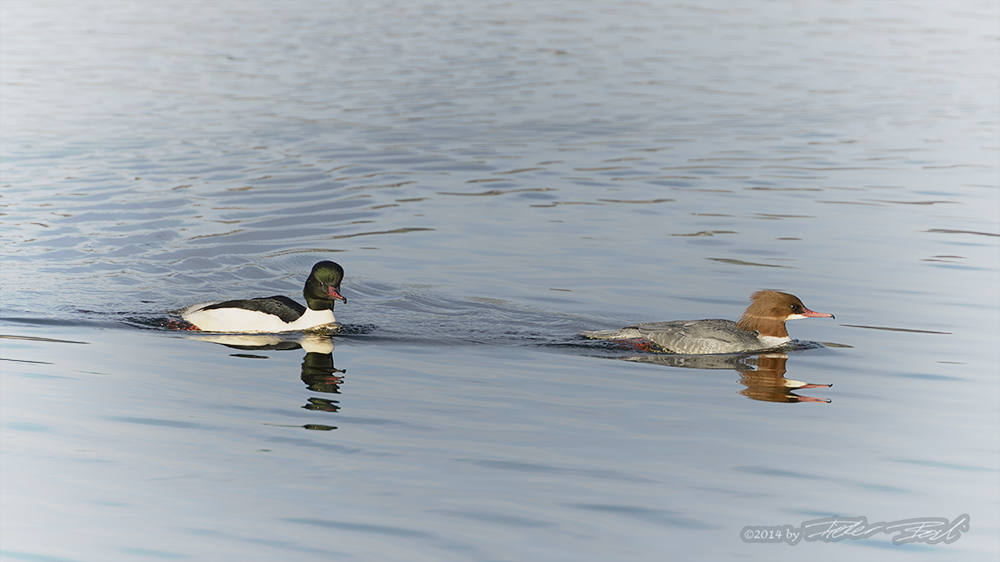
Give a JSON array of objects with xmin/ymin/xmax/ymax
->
[{"xmin": 2, "ymin": 1, "xmax": 998, "ymax": 560}]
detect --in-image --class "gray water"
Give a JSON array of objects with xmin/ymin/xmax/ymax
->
[{"xmin": 2, "ymin": 1, "xmax": 999, "ymax": 560}]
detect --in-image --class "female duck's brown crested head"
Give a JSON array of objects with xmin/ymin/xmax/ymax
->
[{"xmin": 736, "ymin": 290, "xmax": 834, "ymax": 338}]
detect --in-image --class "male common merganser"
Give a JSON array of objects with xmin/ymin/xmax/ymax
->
[
  {"xmin": 581, "ymin": 290, "xmax": 834, "ymax": 354},
  {"xmin": 180, "ymin": 261, "xmax": 347, "ymax": 333}
]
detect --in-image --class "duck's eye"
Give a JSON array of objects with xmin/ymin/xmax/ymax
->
[{"xmin": 790, "ymin": 304, "xmax": 801, "ymax": 312}]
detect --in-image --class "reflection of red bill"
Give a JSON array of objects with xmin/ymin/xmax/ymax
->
[{"xmin": 793, "ymin": 395, "xmax": 831, "ymax": 403}]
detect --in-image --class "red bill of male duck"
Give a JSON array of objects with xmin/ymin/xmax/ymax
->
[
  {"xmin": 581, "ymin": 290, "xmax": 834, "ymax": 354},
  {"xmin": 179, "ymin": 261, "xmax": 347, "ymax": 333}
]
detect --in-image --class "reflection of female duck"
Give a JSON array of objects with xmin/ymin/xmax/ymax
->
[
  {"xmin": 735, "ymin": 354, "xmax": 830, "ymax": 404},
  {"xmin": 181, "ymin": 261, "xmax": 346, "ymax": 332},
  {"xmin": 582, "ymin": 291, "xmax": 833, "ymax": 354},
  {"xmin": 620, "ymin": 353, "xmax": 831, "ymax": 403}
]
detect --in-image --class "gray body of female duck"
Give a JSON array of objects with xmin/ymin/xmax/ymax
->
[{"xmin": 582, "ymin": 290, "xmax": 834, "ymax": 354}]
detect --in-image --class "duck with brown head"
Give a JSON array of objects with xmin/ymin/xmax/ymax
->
[{"xmin": 581, "ymin": 290, "xmax": 834, "ymax": 354}]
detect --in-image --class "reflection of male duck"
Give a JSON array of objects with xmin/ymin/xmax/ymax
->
[
  {"xmin": 620, "ymin": 352, "xmax": 831, "ymax": 403},
  {"xmin": 299, "ymin": 345, "xmax": 345, "ymax": 394},
  {"xmin": 188, "ymin": 333, "xmax": 346, "ymax": 413}
]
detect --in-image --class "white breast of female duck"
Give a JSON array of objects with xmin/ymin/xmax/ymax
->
[
  {"xmin": 755, "ymin": 334, "xmax": 791, "ymax": 350},
  {"xmin": 184, "ymin": 306, "xmax": 335, "ymax": 333}
]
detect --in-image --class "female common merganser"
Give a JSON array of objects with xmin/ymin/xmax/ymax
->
[
  {"xmin": 180, "ymin": 261, "xmax": 347, "ymax": 333},
  {"xmin": 581, "ymin": 290, "xmax": 834, "ymax": 354}
]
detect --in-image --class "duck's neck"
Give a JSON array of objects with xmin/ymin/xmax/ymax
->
[
  {"xmin": 737, "ymin": 313, "xmax": 789, "ymax": 339},
  {"xmin": 305, "ymin": 295, "xmax": 333, "ymax": 311}
]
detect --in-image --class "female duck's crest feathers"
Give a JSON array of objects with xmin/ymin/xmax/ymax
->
[
  {"xmin": 180, "ymin": 261, "xmax": 347, "ymax": 333},
  {"xmin": 735, "ymin": 290, "xmax": 830, "ymax": 339}
]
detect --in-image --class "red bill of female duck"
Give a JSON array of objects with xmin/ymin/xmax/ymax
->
[
  {"xmin": 581, "ymin": 290, "xmax": 834, "ymax": 354},
  {"xmin": 180, "ymin": 261, "xmax": 347, "ymax": 333}
]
